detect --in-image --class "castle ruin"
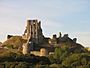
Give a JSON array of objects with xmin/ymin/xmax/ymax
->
[
  {"xmin": 22, "ymin": 19, "xmax": 45, "ymax": 55},
  {"xmin": 21, "ymin": 19, "xmax": 77, "ymax": 55},
  {"xmin": 22, "ymin": 20, "xmax": 44, "ymax": 44}
]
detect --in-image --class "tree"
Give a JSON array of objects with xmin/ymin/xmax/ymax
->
[{"xmin": 54, "ymin": 46, "xmax": 68, "ymax": 63}]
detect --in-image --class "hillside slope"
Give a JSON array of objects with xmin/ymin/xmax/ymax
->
[{"xmin": 2, "ymin": 36, "xmax": 27, "ymax": 49}]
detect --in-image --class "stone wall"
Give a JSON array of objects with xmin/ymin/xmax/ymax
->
[{"xmin": 22, "ymin": 20, "xmax": 44, "ymax": 44}]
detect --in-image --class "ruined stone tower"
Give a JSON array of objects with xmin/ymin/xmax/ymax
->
[{"xmin": 22, "ymin": 19, "xmax": 44, "ymax": 44}]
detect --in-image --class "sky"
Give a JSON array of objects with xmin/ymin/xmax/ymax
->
[{"xmin": 0, "ymin": 0, "xmax": 90, "ymax": 47}]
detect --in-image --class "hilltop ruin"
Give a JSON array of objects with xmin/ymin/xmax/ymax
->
[
  {"xmin": 2, "ymin": 19, "xmax": 87, "ymax": 56},
  {"xmin": 21, "ymin": 19, "xmax": 81, "ymax": 55}
]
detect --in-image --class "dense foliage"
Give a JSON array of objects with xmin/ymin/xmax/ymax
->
[
  {"xmin": 0, "ymin": 52, "xmax": 51, "ymax": 68},
  {"xmin": 48, "ymin": 46, "xmax": 90, "ymax": 68},
  {"xmin": 0, "ymin": 47, "xmax": 90, "ymax": 68},
  {"xmin": 1, "ymin": 38, "xmax": 90, "ymax": 68}
]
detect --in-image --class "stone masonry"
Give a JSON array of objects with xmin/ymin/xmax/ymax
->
[{"xmin": 22, "ymin": 20, "xmax": 44, "ymax": 44}]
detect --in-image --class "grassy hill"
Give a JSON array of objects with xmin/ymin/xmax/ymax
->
[
  {"xmin": 2, "ymin": 36, "xmax": 88, "ymax": 53},
  {"xmin": 0, "ymin": 36, "xmax": 90, "ymax": 68},
  {"xmin": 2, "ymin": 36, "xmax": 27, "ymax": 49}
]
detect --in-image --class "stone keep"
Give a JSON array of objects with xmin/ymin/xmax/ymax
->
[{"xmin": 22, "ymin": 20, "xmax": 44, "ymax": 44}]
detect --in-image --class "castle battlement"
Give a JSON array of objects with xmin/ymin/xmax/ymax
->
[{"xmin": 22, "ymin": 19, "xmax": 44, "ymax": 44}]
